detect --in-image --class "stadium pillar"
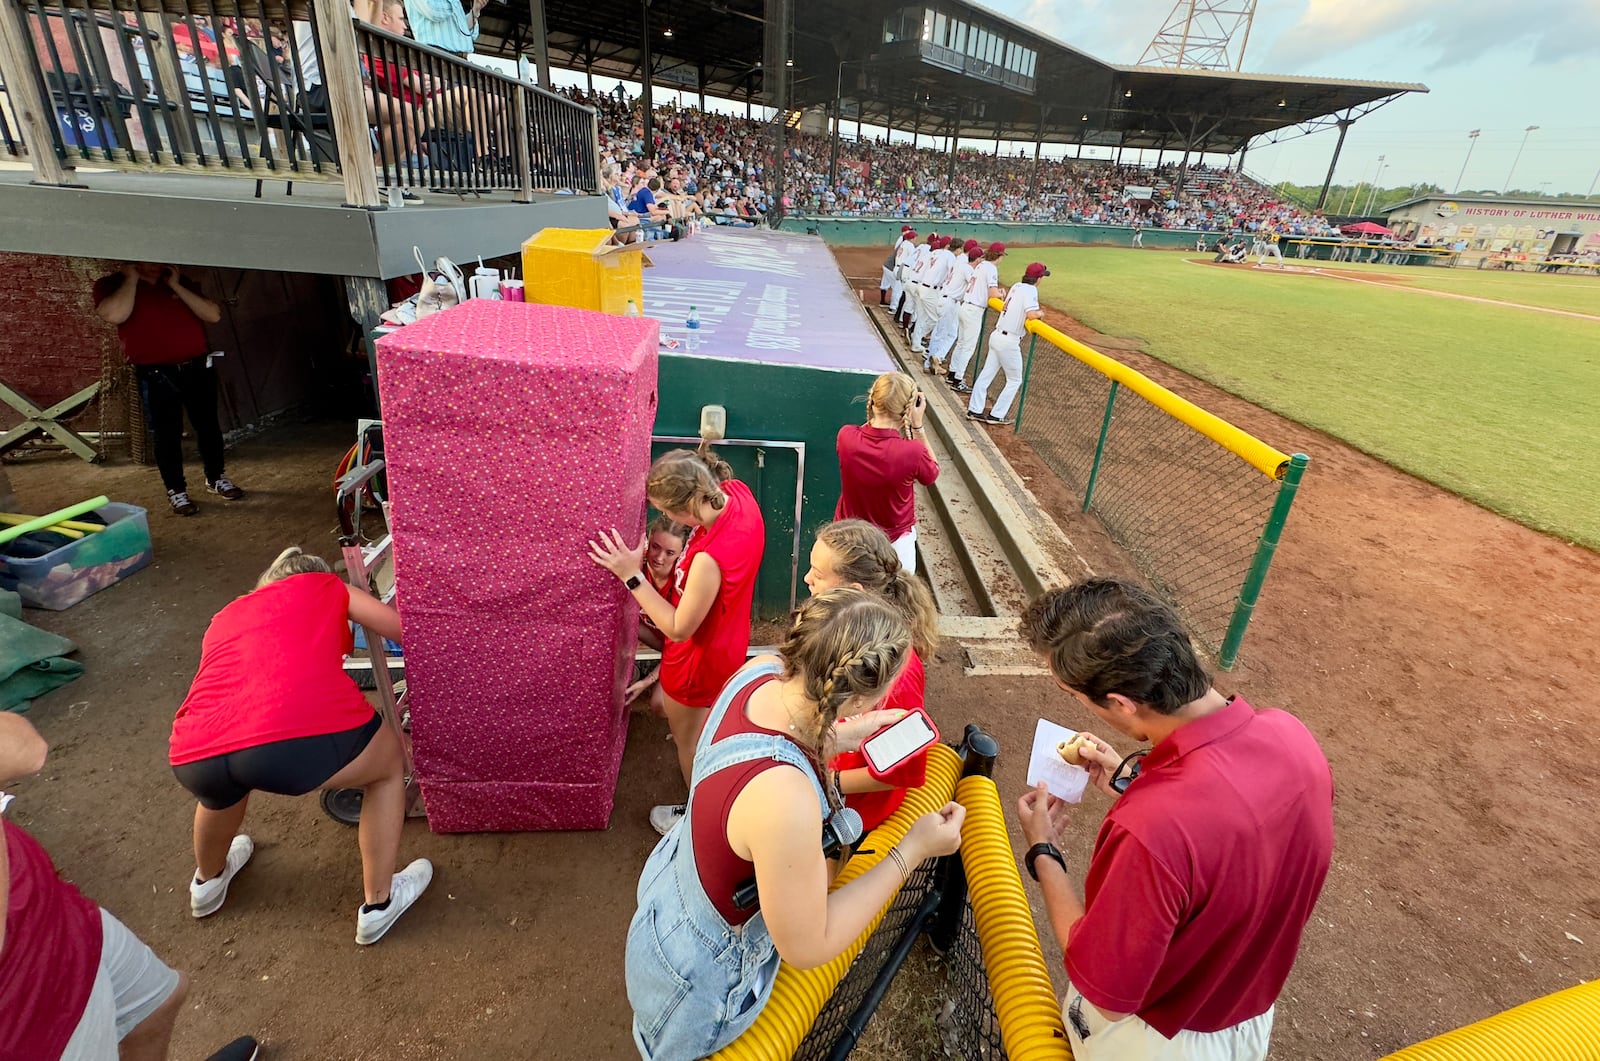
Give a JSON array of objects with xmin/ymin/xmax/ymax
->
[
  {"xmin": 697, "ymin": 63, "xmax": 706, "ymax": 110},
  {"xmin": 947, "ymin": 123, "xmax": 958, "ymax": 184},
  {"xmin": 639, "ymin": 0, "xmax": 653, "ymax": 160},
  {"xmin": 527, "ymin": 0, "xmax": 552, "ymax": 88},
  {"xmin": 1316, "ymin": 117, "xmax": 1352, "ymax": 211},
  {"xmin": 1235, "ymin": 136, "xmax": 1249, "ymax": 175}
]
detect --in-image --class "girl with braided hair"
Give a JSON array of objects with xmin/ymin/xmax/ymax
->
[
  {"xmin": 805, "ymin": 519, "xmax": 940, "ymax": 832},
  {"xmin": 590, "ymin": 441, "xmax": 766, "ymax": 835},
  {"xmin": 625, "ymin": 589, "xmax": 966, "ymax": 1060},
  {"xmin": 834, "ymin": 372, "xmax": 939, "ymax": 573}
]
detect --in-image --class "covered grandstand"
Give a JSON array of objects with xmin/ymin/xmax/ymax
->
[{"xmin": 476, "ymin": 0, "xmax": 1425, "ymax": 200}]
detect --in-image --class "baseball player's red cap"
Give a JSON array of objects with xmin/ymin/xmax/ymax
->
[
  {"xmin": 988, "ymin": 241, "xmax": 1007, "ymax": 256},
  {"xmin": 904, "ymin": 228, "xmax": 917, "ymax": 239},
  {"xmin": 967, "ymin": 243, "xmax": 984, "ymax": 259},
  {"xmin": 932, "ymin": 235, "xmax": 949, "ymax": 249},
  {"xmin": 964, "ymin": 239, "xmax": 981, "ymax": 253},
  {"xmin": 1024, "ymin": 262, "xmax": 1051, "ymax": 280},
  {"xmin": 902, "ymin": 224, "xmax": 915, "ymax": 233}
]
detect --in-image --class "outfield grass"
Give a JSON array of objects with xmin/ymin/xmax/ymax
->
[
  {"xmin": 1298, "ymin": 258, "xmax": 1600, "ymax": 317},
  {"xmin": 998, "ymin": 248, "xmax": 1600, "ymax": 549}
]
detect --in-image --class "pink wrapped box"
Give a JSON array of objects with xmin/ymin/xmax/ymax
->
[{"xmin": 375, "ymin": 300, "xmax": 659, "ymax": 831}]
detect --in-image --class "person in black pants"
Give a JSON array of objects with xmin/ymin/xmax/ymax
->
[{"xmin": 92, "ymin": 264, "xmax": 244, "ymax": 516}]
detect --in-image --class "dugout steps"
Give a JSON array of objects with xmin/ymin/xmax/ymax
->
[{"xmin": 857, "ymin": 296, "xmax": 1095, "ymax": 678}]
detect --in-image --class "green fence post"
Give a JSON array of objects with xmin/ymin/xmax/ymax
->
[
  {"xmin": 1082, "ymin": 381, "xmax": 1119, "ymax": 512},
  {"xmin": 969, "ymin": 306, "xmax": 990, "ymax": 385},
  {"xmin": 1012, "ymin": 333, "xmax": 1039, "ymax": 433},
  {"xmin": 1218, "ymin": 453, "xmax": 1309, "ymax": 670}
]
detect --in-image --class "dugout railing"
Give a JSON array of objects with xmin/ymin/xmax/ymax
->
[
  {"xmin": 956, "ymin": 299, "xmax": 1306, "ymax": 669},
  {"xmin": 713, "ymin": 726, "xmax": 1072, "ymax": 1061}
]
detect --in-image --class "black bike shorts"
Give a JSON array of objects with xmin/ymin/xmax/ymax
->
[{"xmin": 173, "ymin": 712, "xmax": 382, "ymax": 810}]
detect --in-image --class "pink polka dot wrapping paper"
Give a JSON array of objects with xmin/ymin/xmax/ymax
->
[{"xmin": 375, "ymin": 300, "xmax": 660, "ymax": 832}]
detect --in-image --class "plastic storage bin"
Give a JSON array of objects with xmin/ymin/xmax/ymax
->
[
  {"xmin": 0, "ymin": 503, "xmax": 153, "ymax": 610},
  {"xmin": 520, "ymin": 228, "xmax": 646, "ymax": 316}
]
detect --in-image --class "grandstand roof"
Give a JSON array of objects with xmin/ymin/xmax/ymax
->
[{"xmin": 478, "ymin": 0, "xmax": 1425, "ymax": 152}]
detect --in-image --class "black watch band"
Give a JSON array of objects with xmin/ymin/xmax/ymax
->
[
  {"xmin": 624, "ymin": 572, "xmax": 643, "ymax": 590},
  {"xmin": 1025, "ymin": 842, "xmax": 1066, "ymax": 882}
]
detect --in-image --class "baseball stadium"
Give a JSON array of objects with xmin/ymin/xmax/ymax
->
[{"xmin": 1, "ymin": 0, "xmax": 1598, "ymax": 1059}]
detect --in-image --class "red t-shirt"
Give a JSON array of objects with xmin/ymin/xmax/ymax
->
[
  {"xmin": 830, "ymin": 650, "xmax": 928, "ymax": 833},
  {"xmin": 1064, "ymin": 697, "xmax": 1334, "ymax": 1037},
  {"xmin": 91, "ymin": 275, "xmax": 210, "ymax": 366},
  {"xmin": 0, "ymin": 818, "xmax": 102, "ymax": 1060},
  {"xmin": 835, "ymin": 424, "xmax": 939, "ymax": 540},
  {"xmin": 170, "ymin": 573, "xmax": 375, "ymax": 765},
  {"xmin": 639, "ymin": 567, "xmax": 682, "ymax": 641},
  {"xmin": 660, "ymin": 479, "xmax": 766, "ymax": 708},
  {"xmin": 691, "ymin": 669, "xmax": 819, "ymax": 926}
]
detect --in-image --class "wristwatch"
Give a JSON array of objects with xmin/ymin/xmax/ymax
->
[
  {"xmin": 1025, "ymin": 842, "xmax": 1066, "ymax": 882},
  {"xmin": 624, "ymin": 572, "xmax": 644, "ymax": 590}
]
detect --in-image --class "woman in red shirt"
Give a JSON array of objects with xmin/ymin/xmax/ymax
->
[
  {"xmin": 627, "ymin": 515, "xmax": 690, "ymax": 707},
  {"xmin": 169, "ymin": 547, "xmax": 432, "ymax": 946},
  {"xmin": 835, "ymin": 373, "xmax": 939, "ymax": 573},
  {"xmin": 590, "ymin": 443, "xmax": 766, "ymax": 834},
  {"xmin": 804, "ymin": 520, "xmax": 940, "ymax": 833}
]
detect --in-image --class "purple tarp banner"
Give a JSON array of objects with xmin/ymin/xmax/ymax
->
[{"xmin": 639, "ymin": 228, "xmax": 893, "ymax": 372}]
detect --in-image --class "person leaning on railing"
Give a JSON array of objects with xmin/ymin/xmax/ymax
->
[{"xmin": 623, "ymin": 590, "xmax": 966, "ymax": 1060}]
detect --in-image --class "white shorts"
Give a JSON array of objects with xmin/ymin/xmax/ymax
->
[
  {"xmin": 60, "ymin": 908, "xmax": 183, "ymax": 1060},
  {"xmin": 891, "ymin": 527, "xmax": 917, "ymax": 574},
  {"xmin": 1062, "ymin": 984, "xmax": 1273, "ymax": 1061}
]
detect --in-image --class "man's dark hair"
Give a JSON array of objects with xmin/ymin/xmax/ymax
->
[{"xmin": 1018, "ymin": 578, "xmax": 1210, "ymax": 714}]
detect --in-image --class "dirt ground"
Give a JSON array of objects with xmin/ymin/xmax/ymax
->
[
  {"xmin": 833, "ymin": 246, "xmax": 1600, "ymax": 1055},
  {"xmin": 5, "ymin": 247, "xmax": 1599, "ymax": 1059}
]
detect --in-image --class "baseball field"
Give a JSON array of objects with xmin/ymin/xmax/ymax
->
[{"xmin": 995, "ymin": 248, "xmax": 1600, "ymax": 549}]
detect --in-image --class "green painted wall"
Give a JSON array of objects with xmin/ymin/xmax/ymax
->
[
  {"xmin": 655, "ymin": 353, "xmax": 882, "ymax": 618},
  {"xmin": 796, "ymin": 216, "xmax": 1202, "ymax": 250}
]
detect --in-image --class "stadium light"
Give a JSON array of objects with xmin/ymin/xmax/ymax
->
[
  {"xmin": 1454, "ymin": 129, "xmax": 1481, "ymax": 194},
  {"xmin": 1503, "ymin": 125, "xmax": 1539, "ymax": 194},
  {"xmin": 662, "ymin": 26, "xmax": 673, "ymax": 37}
]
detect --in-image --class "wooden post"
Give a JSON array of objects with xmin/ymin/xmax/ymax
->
[
  {"xmin": 527, "ymin": 0, "xmax": 552, "ymax": 89},
  {"xmin": 311, "ymin": 0, "xmax": 382, "ymax": 208},
  {"xmin": 514, "ymin": 89, "xmax": 533, "ymax": 202},
  {"xmin": 0, "ymin": 0, "xmax": 74, "ymax": 184},
  {"xmin": 345, "ymin": 276, "xmax": 389, "ymax": 409},
  {"xmin": 135, "ymin": 13, "xmax": 199, "ymax": 161}
]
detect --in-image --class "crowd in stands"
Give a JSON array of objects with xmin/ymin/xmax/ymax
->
[{"xmin": 576, "ymin": 87, "xmax": 1341, "ymax": 236}]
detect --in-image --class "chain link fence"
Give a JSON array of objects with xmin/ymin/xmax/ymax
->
[{"xmin": 962, "ymin": 309, "xmax": 1306, "ymax": 667}]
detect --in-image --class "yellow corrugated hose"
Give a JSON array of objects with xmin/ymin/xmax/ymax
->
[
  {"xmin": 711, "ymin": 743, "xmax": 964, "ymax": 1060},
  {"xmin": 954, "ymin": 774, "xmax": 1074, "ymax": 1061},
  {"xmin": 1379, "ymin": 979, "xmax": 1600, "ymax": 1060}
]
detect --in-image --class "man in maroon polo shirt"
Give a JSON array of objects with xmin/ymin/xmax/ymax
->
[
  {"xmin": 1014, "ymin": 578, "xmax": 1333, "ymax": 1061},
  {"xmin": 93, "ymin": 263, "xmax": 243, "ymax": 517}
]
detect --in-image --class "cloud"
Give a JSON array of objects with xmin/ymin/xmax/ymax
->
[{"xmin": 1266, "ymin": 0, "xmax": 1600, "ymax": 71}]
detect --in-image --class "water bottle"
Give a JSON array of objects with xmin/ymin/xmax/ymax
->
[
  {"xmin": 625, "ymin": 300, "xmax": 641, "ymax": 317},
  {"xmin": 685, "ymin": 306, "xmax": 701, "ymax": 352}
]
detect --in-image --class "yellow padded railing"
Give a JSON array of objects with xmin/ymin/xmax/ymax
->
[
  {"xmin": 954, "ymin": 774, "xmax": 1074, "ymax": 1061},
  {"xmin": 1379, "ymin": 980, "xmax": 1600, "ymax": 1060},
  {"xmin": 711, "ymin": 743, "xmax": 964, "ymax": 1060},
  {"xmin": 986, "ymin": 296, "xmax": 1291, "ymax": 480}
]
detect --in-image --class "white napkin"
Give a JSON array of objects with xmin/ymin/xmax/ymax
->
[{"xmin": 1026, "ymin": 718, "xmax": 1091, "ymax": 803}]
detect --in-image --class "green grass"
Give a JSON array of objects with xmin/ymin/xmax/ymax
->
[
  {"xmin": 1299, "ymin": 258, "xmax": 1600, "ymax": 317},
  {"xmin": 998, "ymin": 248, "xmax": 1600, "ymax": 549}
]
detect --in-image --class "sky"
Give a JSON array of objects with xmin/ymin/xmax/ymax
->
[{"xmin": 979, "ymin": 0, "xmax": 1600, "ymax": 196}]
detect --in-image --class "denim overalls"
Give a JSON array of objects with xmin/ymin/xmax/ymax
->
[{"xmin": 625, "ymin": 661, "xmax": 830, "ymax": 1059}]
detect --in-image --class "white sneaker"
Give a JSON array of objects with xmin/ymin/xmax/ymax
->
[
  {"xmin": 190, "ymin": 834, "xmax": 254, "ymax": 918},
  {"xmin": 649, "ymin": 803, "xmax": 686, "ymax": 836},
  {"xmin": 355, "ymin": 858, "xmax": 433, "ymax": 945}
]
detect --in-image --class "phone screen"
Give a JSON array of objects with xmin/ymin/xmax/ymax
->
[{"xmin": 863, "ymin": 712, "xmax": 938, "ymax": 775}]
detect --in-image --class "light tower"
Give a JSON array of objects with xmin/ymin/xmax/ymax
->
[{"xmin": 1139, "ymin": 0, "xmax": 1261, "ymax": 70}]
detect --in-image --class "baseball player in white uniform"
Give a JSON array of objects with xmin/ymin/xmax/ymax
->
[
  {"xmin": 968, "ymin": 261, "xmax": 1048, "ymax": 426},
  {"xmin": 882, "ymin": 225, "xmax": 913, "ymax": 306},
  {"xmin": 911, "ymin": 235, "xmax": 956, "ymax": 354},
  {"xmin": 901, "ymin": 233, "xmax": 935, "ymax": 333},
  {"xmin": 890, "ymin": 225, "xmax": 917, "ymax": 316},
  {"xmin": 946, "ymin": 241, "xmax": 1005, "ymax": 393},
  {"xmin": 924, "ymin": 238, "xmax": 975, "ymax": 373}
]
